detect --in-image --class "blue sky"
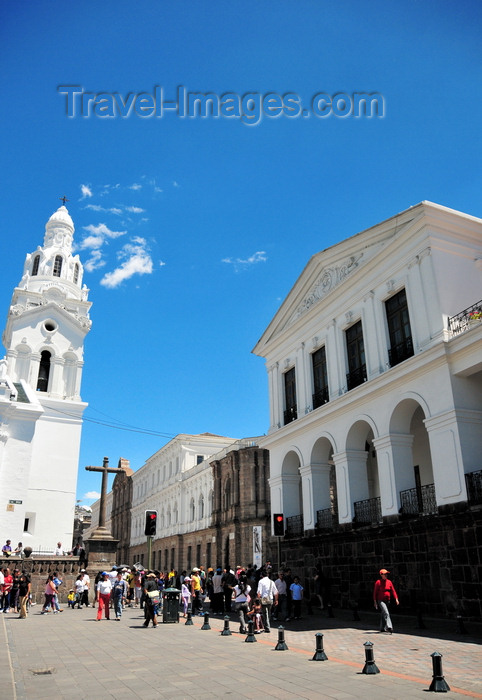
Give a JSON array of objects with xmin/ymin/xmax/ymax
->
[{"xmin": 1, "ymin": 1, "xmax": 481, "ymax": 504}]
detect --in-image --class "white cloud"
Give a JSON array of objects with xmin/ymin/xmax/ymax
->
[
  {"xmin": 124, "ymin": 206, "xmax": 145, "ymax": 213},
  {"xmin": 85, "ymin": 204, "xmax": 122, "ymax": 215},
  {"xmin": 84, "ymin": 249, "xmax": 106, "ymax": 272},
  {"xmin": 159, "ymin": 260, "xmax": 166, "ymax": 267},
  {"xmin": 84, "ymin": 491, "xmax": 101, "ymax": 500},
  {"xmin": 80, "ymin": 184, "xmax": 93, "ymax": 199},
  {"xmin": 154, "ymin": 186, "xmax": 163, "ymax": 193},
  {"xmin": 222, "ymin": 251, "xmax": 267, "ymax": 270},
  {"xmin": 82, "ymin": 223, "xmax": 126, "ymax": 240},
  {"xmin": 129, "ymin": 183, "xmax": 142, "ymax": 190},
  {"xmin": 173, "ymin": 180, "xmax": 180, "ymax": 188},
  {"xmin": 100, "ymin": 238, "xmax": 153, "ymax": 288}
]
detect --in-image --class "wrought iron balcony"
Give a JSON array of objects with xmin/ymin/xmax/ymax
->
[
  {"xmin": 399, "ymin": 483, "xmax": 437, "ymax": 516},
  {"xmin": 353, "ymin": 496, "xmax": 382, "ymax": 525},
  {"xmin": 465, "ymin": 469, "xmax": 482, "ymax": 505},
  {"xmin": 285, "ymin": 514, "xmax": 304, "ymax": 537},
  {"xmin": 388, "ymin": 336, "xmax": 414, "ymax": 367},
  {"xmin": 316, "ymin": 507, "xmax": 335, "ymax": 530},
  {"xmin": 448, "ymin": 300, "xmax": 482, "ymax": 336},
  {"xmin": 346, "ymin": 364, "xmax": 367, "ymax": 391},
  {"xmin": 283, "ymin": 405, "xmax": 297, "ymax": 425},
  {"xmin": 312, "ymin": 387, "xmax": 329, "ymax": 410}
]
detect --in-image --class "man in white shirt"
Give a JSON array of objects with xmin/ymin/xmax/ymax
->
[
  {"xmin": 80, "ymin": 569, "xmax": 90, "ymax": 607},
  {"xmin": 257, "ymin": 569, "xmax": 278, "ymax": 633},
  {"xmin": 53, "ymin": 542, "xmax": 64, "ymax": 555}
]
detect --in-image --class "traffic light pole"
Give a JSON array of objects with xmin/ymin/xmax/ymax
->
[
  {"xmin": 147, "ymin": 536, "xmax": 152, "ymax": 571},
  {"xmin": 277, "ymin": 536, "xmax": 281, "ymax": 571}
]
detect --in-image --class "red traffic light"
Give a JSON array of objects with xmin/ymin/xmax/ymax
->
[
  {"xmin": 144, "ymin": 509, "xmax": 158, "ymax": 536},
  {"xmin": 273, "ymin": 513, "xmax": 284, "ymax": 536}
]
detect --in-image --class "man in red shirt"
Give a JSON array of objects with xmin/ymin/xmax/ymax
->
[{"xmin": 373, "ymin": 568, "xmax": 399, "ymax": 633}]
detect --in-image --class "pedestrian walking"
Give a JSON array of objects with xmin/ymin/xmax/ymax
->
[
  {"xmin": 18, "ymin": 573, "xmax": 31, "ymax": 619},
  {"xmin": 373, "ymin": 568, "xmax": 399, "ymax": 633},
  {"xmin": 290, "ymin": 576, "xmax": 304, "ymax": 619},
  {"xmin": 143, "ymin": 572, "xmax": 159, "ymax": 627},
  {"xmin": 96, "ymin": 572, "xmax": 112, "ymax": 620},
  {"xmin": 181, "ymin": 577, "xmax": 191, "ymax": 617},
  {"xmin": 256, "ymin": 569, "xmax": 278, "ymax": 633},
  {"xmin": 112, "ymin": 571, "xmax": 127, "ymax": 620},
  {"xmin": 232, "ymin": 573, "xmax": 251, "ymax": 634},
  {"xmin": 41, "ymin": 575, "xmax": 58, "ymax": 613}
]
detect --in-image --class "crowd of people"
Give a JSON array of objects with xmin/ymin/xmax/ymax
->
[
  {"xmin": 61, "ymin": 562, "xmax": 333, "ymax": 633},
  {"xmin": 1, "ymin": 555, "xmax": 401, "ymax": 634}
]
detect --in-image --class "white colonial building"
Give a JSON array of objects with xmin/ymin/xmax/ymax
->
[
  {"xmin": 129, "ymin": 433, "xmax": 236, "ymax": 563},
  {"xmin": 0, "ymin": 204, "xmax": 92, "ymax": 551},
  {"xmin": 253, "ymin": 201, "xmax": 482, "ymax": 533}
]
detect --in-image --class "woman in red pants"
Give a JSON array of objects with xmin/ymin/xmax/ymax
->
[{"xmin": 96, "ymin": 572, "xmax": 112, "ymax": 621}]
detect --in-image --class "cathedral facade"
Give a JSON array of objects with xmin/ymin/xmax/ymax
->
[{"xmin": 0, "ymin": 204, "xmax": 91, "ymax": 551}]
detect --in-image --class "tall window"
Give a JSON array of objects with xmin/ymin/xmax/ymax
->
[
  {"xmin": 37, "ymin": 350, "xmax": 51, "ymax": 391},
  {"xmin": 32, "ymin": 255, "xmax": 40, "ymax": 276},
  {"xmin": 346, "ymin": 321, "xmax": 366, "ymax": 390},
  {"xmin": 312, "ymin": 346, "xmax": 329, "ymax": 409},
  {"xmin": 199, "ymin": 494, "xmax": 204, "ymax": 519},
  {"xmin": 386, "ymin": 289, "xmax": 414, "ymax": 366},
  {"xmin": 283, "ymin": 366, "xmax": 297, "ymax": 424},
  {"xmin": 190, "ymin": 498, "xmax": 195, "ymax": 522},
  {"xmin": 73, "ymin": 263, "xmax": 79, "ymax": 284},
  {"xmin": 53, "ymin": 255, "xmax": 63, "ymax": 277},
  {"xmin": 187, "ymin": 545, "xmax": 192, "ymax": 571}
]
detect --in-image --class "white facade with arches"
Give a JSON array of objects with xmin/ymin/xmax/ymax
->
[
  {"xmin": 0, "ymin": 205, "xmax": 92, "ymax": 550},
  {"xmin": 253, "ymin": 201, "xmax": 482, "ymax": 532}
]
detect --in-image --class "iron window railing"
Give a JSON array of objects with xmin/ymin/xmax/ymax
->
[
  {"xmin": 399, "ymin": 483, "xmax": 437, "ymax": 515},
  {"xmin": 283, "ymin": 405, "xmax": 297, "ymax": 425},
  {"xmin": 346, "ymin": 364, "xmax": 367, "ymax": 391},
  {"xmin": 353, "ymin": 496, "xmax": 382, "ymax": 524},
  {"xmin": 448, "ymin": 300, "xmax": 482, "ymax": 336},
  {"xmin": 312, "ymin": 387, "xmax": 329, "ymax": 409},
  {"xmin": 388, "ymin": 336, "xmax": 414, "ymax": 366},
  {"xmin": 285, "ymin": 514, "xmax": 304, "ymax": 537},
  {"xmin": 316, "ymin": 507, "xmax": 335, "ymax": 530},
  {"xmin": 465, "ymin": 469, "xmax": 482, "ymax": 505}
]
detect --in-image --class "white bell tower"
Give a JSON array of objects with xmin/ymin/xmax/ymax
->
[{"xmin": 0, "ymin": 202, "xmax": 92, "ymax": 551}]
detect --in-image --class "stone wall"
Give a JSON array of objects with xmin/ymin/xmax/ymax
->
[
  {"xmin": 273, "ymin": 503, "xmax": 482, "ymax": 621},
  {"xmin": 0, "ymin": 556, "xmax": 87, "ymax": 604}
]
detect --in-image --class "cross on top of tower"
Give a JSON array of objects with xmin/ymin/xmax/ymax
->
[{"xmin": 59, "ymin": 195, "xmax": 69, "ymax": 206}]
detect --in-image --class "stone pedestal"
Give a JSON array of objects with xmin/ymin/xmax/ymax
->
[{"xmin": 86, "ymin": 529, "xmax": 119, "ymax": 573}]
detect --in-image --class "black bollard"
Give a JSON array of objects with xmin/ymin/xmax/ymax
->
[
  {"xmin": 245, "ymin": 620, "xmax": 257, "ymax": 643},
  {"xmin": 311, "ymin": 633, "xmax": 328, "ymax": 661},
  {"xmin": 221, "ymin": 615, "xmax": 232, "ymax": 636},
  {"xmin": 201, "ymin": 612, "xmax": 211, "ymax": 630},
  {"xmin": 185, "ymin": 607, "xmax": 193, "ymax": 626},
  {"xmin": 428, "ymin": 652, "xmax": 450, "ymax": 692},
  {"xmin": 456, "ymin": 615, "xmax": 468, "ymax": 635},
  {"xmin": 362, "ymin": 641, "xmax": 380, "ymax": 674},
  {"xmin": 416, "ymin": 608, "xmax": 426, "ymax": 630},
  {"xmin": 327, "ymin": 604, "xmax": 334, "ymax": 618},
  {"xmin": 274, "ymin": 625, "xmax": 289, "ymax": 651}
]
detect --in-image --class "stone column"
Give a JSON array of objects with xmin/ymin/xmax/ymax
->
[
  {"xmin": 372, "ymin": 433, "xmax": 414, "ymax": 516},
  {"xmin": 299, "ymin": 463, "xmax": 332, "ymax": 530},
  {"xmin": 424, "ymin": 410, "xmax": 467, "ymax": 505},
  {"xmin": 333, "ymin": 450, "xmax": 369, "ymax": 523}
]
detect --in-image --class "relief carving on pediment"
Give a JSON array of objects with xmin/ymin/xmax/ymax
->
[{"xmin": 288, "ymin": 253, "xmax": 363, "ymax": 325}]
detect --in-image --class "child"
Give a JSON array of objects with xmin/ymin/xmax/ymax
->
[
  {"xmin": 67, "ymin": 589, "xmax": 76, "ymax": 608},
  {"xmin": 181, "ymin": 577, "xmax": 191, "ymax": 617},
  {"xmin": 290, "ymin": 576, "xmax": 304, "ymax": 619},
  {"xmin": 247, "ymin": 597, "xmax": 264, "ymax": 633}
]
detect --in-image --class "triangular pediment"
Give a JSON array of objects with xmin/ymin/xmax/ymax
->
[{"xmin": 253, "ymin": 204, "xmax": 425, "ymax": 355}]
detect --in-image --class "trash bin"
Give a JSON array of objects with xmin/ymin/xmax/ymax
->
[{"xmin": 162, "ymin": 587, "xmax": 180, "ymax": 623}]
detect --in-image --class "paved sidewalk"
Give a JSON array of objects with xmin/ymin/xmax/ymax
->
[{"xmin": 1, "ymin": 605, "xmax": 481, "ymax": 700}]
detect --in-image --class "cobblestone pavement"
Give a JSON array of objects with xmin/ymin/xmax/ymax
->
[{"xmin": 1, "ymin": 604, "xmax": 481, "ymax": 700}]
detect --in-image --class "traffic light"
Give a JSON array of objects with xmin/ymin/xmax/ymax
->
[
  {"xmin": 273, "ymin": 513, "xmax": 284, "ymax": 537},
  {"xmin": 144, "ymin": 510, "xmax": 158, "ymax": 537}
]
